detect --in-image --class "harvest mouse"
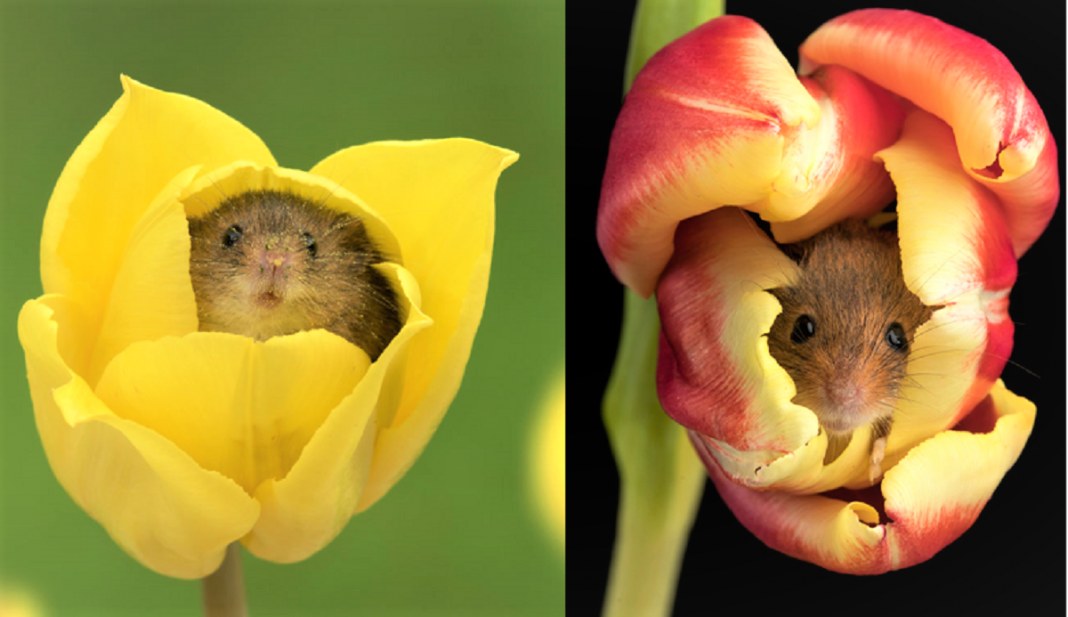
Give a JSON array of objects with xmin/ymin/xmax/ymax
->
[
  {"xmin": 188, "ymin": 189, "xmax": 402, "ymax": 361},
  {"xmin": 766, "ymin": 218, "xmax": 933, "ymax": 482}
]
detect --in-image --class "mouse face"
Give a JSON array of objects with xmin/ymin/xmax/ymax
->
[
  {"xmin": 766, "ymin": 219, "xmax": 932, "ymax": 463},
  {"xmin": 188, "ymin": 189, "xmax": 402, "ymax": 360}
]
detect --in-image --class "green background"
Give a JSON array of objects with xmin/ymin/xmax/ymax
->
[{"xmin": 0, "ymin": 1, "xmax": 563, "ymax": 615}]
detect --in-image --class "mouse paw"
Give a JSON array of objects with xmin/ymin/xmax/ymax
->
[{"xmin": 868, "ymin": 436, "xmax": 887, "ymax": 484}]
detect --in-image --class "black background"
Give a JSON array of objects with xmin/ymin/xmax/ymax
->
[{"xmin": 567, "ymin": 1, "xmax": 1066, "ymax": 614}]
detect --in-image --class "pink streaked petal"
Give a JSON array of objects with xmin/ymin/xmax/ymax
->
[
  {"xmin": 972, "ymin": 135, "xmax": 1060, "ymax": 258},
  {"xmin": 800, "ymin": 8, "xmax": 1058, "ymax": 257},
  {"xmin": 696, "ymin": 430, "xmax": 889, "ymax": 574},
  {"xmin": 878, "ymin": 110, "xmax": 1017, "ymax": 314},
  {"xmin": 599, "ymin": 16, "xmax": 820, "ymax": 297},
  {"xmin": 872, "ymin": 110, "xmax": 1016, "ymax": 464},
  {"xmin": 769, "ymin": 66, "xmax": 904, "ymax": 244},
  {"xmin": 698, "ymin": 380, "xmax": 1034, "ymax": 573},
  {"xmin": 656, "ymin": 208, "xmax": 818, "ymax": 480}
]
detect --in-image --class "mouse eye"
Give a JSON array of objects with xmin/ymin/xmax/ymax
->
[
  {"xmin": 301, "ymin": 232, "xmax": 317, "ymax": 257},
  {"xmin": 222, "ymin": 225, "xmax": 243, "ymax": 247},
  {"xmin": 790, "ymin": 314, "xmax": 816, "ymax": 344},
  {"xmin": 885, "ymin": 322, "xmax": 908, "ymax": 352}
]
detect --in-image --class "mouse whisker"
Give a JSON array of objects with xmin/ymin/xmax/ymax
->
[
  {"xmin": 981, "ymin": 354, "xmax": 1039, "ymax": 379},
  {"xmin": 902, "ymin": 246, "xmax": 968, "ymax": 304},
  {"xmin": 909, "ymin": 319, "xmax": 960, "ymax": 339},
  {"xmin": 183, "ymin": 190, "xmax": 216, "ymax": 215},
  {"xmin": 200, "ymin": 174, "xmax": 235, "ymax": 211},
  {"xmin": 887, "ymin": 392, "xmax": 941, "ymax": 413},
  {"xmin": 909, "ymin": 347, "xmax": 1037, "ymax": 379},
  {"xmin": 324, "ymin": 217, "xmax": 361, "ymax": 234},
  {"xmin": 901, "ymin": 371, "xmax": 954, "ymax": 380},
  {"xmin": 313, "ymin": 161, "xmax": 367, "ymax": 212},
  {"xmin": 905, "ymin": 348, "xmax": 970, "ymax": 363}
]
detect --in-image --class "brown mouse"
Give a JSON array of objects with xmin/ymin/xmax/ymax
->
[
  {"xmin": 766, "ymin": 218, "xmax": 933, "ymax": 482},
  {"xmin": 187, "ymin": 189, "xmax": 402, "ymax": 361}
]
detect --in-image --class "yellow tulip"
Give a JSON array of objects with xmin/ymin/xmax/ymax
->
[
  {"xmin": 18, "ymin": 76, "xmax": 517, "ymax": 579},
  {"xmin": 530, "ymin": 367, "xmax": 565, "ymax": 554},
  {"xmin": 0, "ymin": 586, "xmax": 46, "ymax": 617}
]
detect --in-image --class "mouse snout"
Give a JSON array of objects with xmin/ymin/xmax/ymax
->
[
  {"xmin": 253, "ymin": 246, "xmax": 299, "ymax": 289},
  {"xmin": 811, "ymin": 351, "xmax": 891, "ymax": 432},
  {"xmin": 825, "ymin": 380, "xmax": 861, "ymax": 405},
  {"xmin": 262, "ymin": 248, "xmax": 290, "ymax": 268},
  {"xmin": 822, "ymin": 354, "xmax": 877, "ymax": 406}
]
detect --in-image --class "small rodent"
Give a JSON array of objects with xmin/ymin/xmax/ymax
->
[
  {"xmin": 188, "ymin": 189, "xmax": 402, "ymax": 361},
  {"xmin": 766, "ymin": 218, "xmax": 933, "ymax": 482}
]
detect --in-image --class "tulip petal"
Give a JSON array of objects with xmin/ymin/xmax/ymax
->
[
  {"xmin": 697, "ymin": 380, "xmax": 1034, "ymax": 573},
  {"xmin": 599, "ymin": 17, "xmax": 906, "ymax": 297},
  {"xmin": 598, "ymin": 16, "xmax": 817, "ymax": 297},
  {"xmin": 800, "ymin": 8, "xmax": 1059, "ymax": 257},
  {"xmin": 656, "ymin": 207, "xmax": 819, "ymax": 482},
  {"xmin": 875, "ymin": 111, "xmax": 1017, "ymax": 460},
  {"xmin": 767, "ymin": 66, "xmax": 904, "ymax": 244},
  {"xmin": 84, "ymin": 166, "xmax": 201, "ymax": 387},
  {"xmin": 94, "ymin": 329, "xmax": 371, "ymax": 497},
  {"xmin": 309, "ymin": 139, "xmax": 516, "ymax": 511},
  {"xmin": 41, "ymin": 76, "xmax": 276, "ymax": 331},
  {"xmin": 246, "ymin": 263, "xmax": 432, "ymax": 562},
  {"xmin": 19, "ymin": 297, "xmax": 259, "ymax": 579}
]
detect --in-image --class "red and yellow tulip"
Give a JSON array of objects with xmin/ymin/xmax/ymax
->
[{"xmin": 598, "ymin": 9, "xmax": 1056, "ymax": 573}]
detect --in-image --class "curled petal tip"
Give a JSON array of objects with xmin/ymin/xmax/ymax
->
[
  {"xmin": 801, "ymin": 8, "xmax": 1059, "ymax": 255},
  {"xmin": 699, "ymin": 381, "xmax": 1034, "ymax": 573}
]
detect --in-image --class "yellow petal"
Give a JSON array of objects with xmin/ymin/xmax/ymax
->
[
  {"xmin": 309, "ymin": 139, "xmax": 517, "ymax": 511},
  {"xmin": 246, "ymin": 263, "xmax": 432, "ymax": 562},
  {"xmin": 874, "ymin": 111, "xmax": 1018, "ymax": 469},
  {"xmin": 84, "ymin": 166, "xmax": 201, "ymax": 386},
  {"xmin": 41, "ymin": 76, "xmax": 276, "ymax": 329},
  {"xmin": 19, "ymin": 296, "xmax": 259, "ymax": 579},
  {"xmin": 880, "ymin": 381, "xmax": 1034, "ymax": 563},
  {"xmin": 94, "ymin": 329, "xmax": 371, "ymax": 497}
]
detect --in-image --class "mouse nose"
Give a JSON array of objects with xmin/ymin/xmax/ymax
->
[
  {"xmin": 826, "ymin": 381, "xmax": 861, "ymax": 405},
  {"xmin": 262, "ymin": 249, "xmax": 291, "ymax": 267},
  {"xmin": 258, "ymin": 248, "xmax": 295, "ymax": 284}
]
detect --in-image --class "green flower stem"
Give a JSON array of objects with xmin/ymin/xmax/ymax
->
[
  {"xmin": 602, "ymin": 291, "xmax": 707, "ymax": 617},
  {"xmin": 624, "ymin": 0, "xmax": 725, "ymax": 91},
  {"xmin": 605, "ymin": 3, "xmax": 724, "ymax": 614},
  {"xmin": 202, "ymin": 543, "xmax": 248, "ymax": 617}
]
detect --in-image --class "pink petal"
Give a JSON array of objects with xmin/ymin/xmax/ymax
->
[
  {"xmin": 657, "ymin": 208, "xmax": 817, "ymax": 477},
  {"xmin": 599, "ymin": 16, "xmax": 905, "ymax": 297},
  {"xmin": 696, "ymin": 381, "xmax": 1034, "ymax": 573},
  {"xmin": 800, "ymin": 8, "xmax": 1059, "ymax": 258},
  {"xmin": 599, "ymin": 15, "xmax": 820, "ymax": 298}
]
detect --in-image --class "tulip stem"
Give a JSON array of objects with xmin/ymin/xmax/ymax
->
[
  {"xmin": 602, "ymin": 291, "xmax": 706, "ymax": 617},
  {"xmin": 202, "ymin": 542, "xmax": 248, "ymax": 617},
  {"xmin": 625, "ymin": 0, "xmax": 725, "ymax": 91},
  {"xmin": 603, "ymin": 2, "xmax": 722, "ymax": 615}
]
